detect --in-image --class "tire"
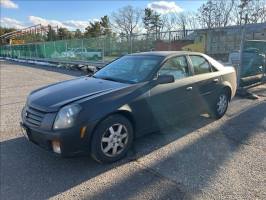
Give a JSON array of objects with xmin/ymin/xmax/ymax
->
[
  {"xmin": 210, "ymin": 89, "xmax": 230, "ymax": 119},
  {"xmin": 90, "ymin": 114, "xmax": 133, "ymax": 163}
]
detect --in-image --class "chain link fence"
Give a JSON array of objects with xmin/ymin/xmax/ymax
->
[
  {"xmin": 0, "ymin": 30, "xmax": 196, "ymax": 62},
  {"xmin": 0, "ymin": 24, "xmax": 265, "ymax": 87}
]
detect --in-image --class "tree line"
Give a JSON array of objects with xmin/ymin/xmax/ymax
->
[{"xmin": 1, "ymin": 0, "xmax": 265, "ymax": 43}]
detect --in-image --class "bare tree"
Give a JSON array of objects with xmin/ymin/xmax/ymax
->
[
  {"xmin": 262, "ymin": 4, "xmax": 266, "ymax": 23},
  {"xmin": 247, "ymin": 0, "xmax": 266, "ymax": 23},
  {"xmin": 214, "ymin": 0, "xmax": 235, "ymax": 27},
  {"xmin": 111, "ymin": 6, "xmax": 142, "ymax": 36},
  {"xmin": 232, "ymin": 0, "xmax": 266, "ymax": 25},
  {"xmin": 186, "ymin": 12, "xmax": 200, "ymax": 30},
  {"xmin": 233, "ymin": 0, "xmax": 252, "ymax": 25},
  {"xmin": 163, "ymin": 11, "xmax": 199, "ymax": 31},
  {"xmin": 158, "ymin": 14, "xmax": 175, "ymax": 32},
  {"xmin": 198, "ymin": 0, "xmax": 217, "ymax": 28},
  {"xmin": 198, "ymin": 0, "xmax": 235, "ymax": 28}
]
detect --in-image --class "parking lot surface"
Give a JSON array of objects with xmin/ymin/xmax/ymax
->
[{"xmin": 1, "ymin": 60, "xmax": 265, "ymax": 200}]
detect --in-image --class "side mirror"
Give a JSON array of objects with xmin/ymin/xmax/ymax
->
[{"xmin": 156, "ymin": 74, "xmax": 175, "ymax": 84}]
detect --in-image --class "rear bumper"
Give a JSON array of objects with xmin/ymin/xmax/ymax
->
[{"xmin": 20, "ymin": 121, "xmax": 96, "ymax": 157}]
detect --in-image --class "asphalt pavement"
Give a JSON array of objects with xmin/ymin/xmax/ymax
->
[{"xmin": 1, "ymin": 60, "xmax": 265, "ymax": 200}]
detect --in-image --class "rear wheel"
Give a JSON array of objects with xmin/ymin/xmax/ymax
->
[
  {"xmin": 210, "ymin": 89, "xmax": 230, "ymax": 119},
  {"xmin": 90, "ymin": 114, "xmax": 133, "ymax": 163}
]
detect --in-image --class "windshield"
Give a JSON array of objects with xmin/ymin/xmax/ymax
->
[{"xmin": 93, "ymin": 55, "xmax": 163, "ymax": 83}]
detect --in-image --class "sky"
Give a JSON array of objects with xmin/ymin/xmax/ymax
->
[{"xmin": 0, "ymin": 0, "xmax": 206, "ymax": 31}]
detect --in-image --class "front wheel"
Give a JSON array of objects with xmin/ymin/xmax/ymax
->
[
  {"xmin": 90, "ymin": 114, "xmax": 133, "ymax": 163},
  {"xmin": 210, "ymin": 90, "xmax": 230, "ymax": 119}
]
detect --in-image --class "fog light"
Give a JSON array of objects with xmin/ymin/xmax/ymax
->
[{"xmin": 52, "ymin": 140, "xmax": 61, "ymax": 154}]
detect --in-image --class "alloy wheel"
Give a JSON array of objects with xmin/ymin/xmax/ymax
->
[
  {"xmin": 217, "ymin": 94, "xmax": 228, "ymax": 115},
  {"xmin": 100, "ymin": 123, "xmax": 129, "ymax": 157}
]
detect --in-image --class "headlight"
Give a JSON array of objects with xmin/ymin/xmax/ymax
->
[{"xmin": 53, "ymin": 104, "xmax": 81, "ymax": 130}]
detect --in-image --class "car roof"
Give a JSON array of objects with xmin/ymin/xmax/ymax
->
[
  {"xmin": 130, "ymin": 51, "xmax": 225, "ymax": 71},
  {"xmin": 130, "ymin": 51, "xmax": 203, "ymax": 57}
]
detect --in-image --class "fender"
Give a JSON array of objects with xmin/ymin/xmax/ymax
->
[{"xmin": 220, "ymin": 80, "xmax": 235, "ymax": 100}]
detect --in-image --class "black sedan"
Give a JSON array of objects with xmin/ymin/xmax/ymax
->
[{"xmin": 21, "ymin": 51, "xmax": 237, "ymax": 163}]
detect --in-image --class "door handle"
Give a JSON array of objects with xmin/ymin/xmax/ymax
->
[
  {"xmin": 213, "ymin": 78, "xmax": 219, "ymax": 83},
  {"xmin": 186, "ymin": 86, "xmax": 193, "ymax": 91}
]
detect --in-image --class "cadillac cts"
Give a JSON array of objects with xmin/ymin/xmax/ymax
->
[{"xmin": 21, "ymin": 51, "xmax": 237, "ymax": 163}]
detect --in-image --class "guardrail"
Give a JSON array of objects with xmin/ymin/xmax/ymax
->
[{"xmin": 1, "ymin": 57, "xmax": 109, "ymax": 74}]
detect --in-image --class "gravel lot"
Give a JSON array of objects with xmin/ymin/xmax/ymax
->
[{"xmin": 1, "ymin": 60, "xmax": 265, "ymax": 200}]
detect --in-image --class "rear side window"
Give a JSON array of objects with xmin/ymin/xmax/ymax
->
[{"xmin": 190, "ymin": 55, "xmax": 211, "ymax": 75}]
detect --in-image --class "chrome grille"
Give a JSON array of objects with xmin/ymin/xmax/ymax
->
[{"xmin": 25, "ymin": 106, "xmax": 45, "ymax": 127}]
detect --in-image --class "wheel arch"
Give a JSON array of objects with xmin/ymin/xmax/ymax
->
[
  {"xmin": 112, "ymin": 110, "xmax": 136, "ymax": 133},
  {"xmin": 89, "ymin": 107, "xmax": 136, "ymax": 141},
  {"xmin": 221, "ymin": 81, "xmax": 233, "ymax": 101}
]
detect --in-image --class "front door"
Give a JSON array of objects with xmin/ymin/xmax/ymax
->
[{"xmin": 148, "ymin": 55, "xmax": 196, "ymax": 129}]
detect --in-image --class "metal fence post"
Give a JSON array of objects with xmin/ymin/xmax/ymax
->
[
  {"xmin": 35, "ymin": 44, "xmax": 38, "ymax": 58},
  {"xmin": 9, "ymin": 45, "xmax": 12, "ymax": 58},
  {"xmin": 130, "ymin": 33, "xmax": 133, "ymax": 54},
  {"xmin": 65, "ymin": 40, "xmax": 67, "ymax": 51},
  {"xmin": 54, "ymin": 41, "xmax": 56, "ymax": 57},
  {"xmin": 263, "ymin": 53, "xmax": 266, "ymax": 81},
  {"xmin": 168, "ymin": 31, "xmax": 171, "ymax": 51},
  {"xmin": 109, "ymin": 35, "xmax": 112, "ymax": 56},
  {"xmin": 102, "ymin": 36, "xmax": 105, "ymax": 61},
  {"xmin": 43, "ymin": 42, "xmax": 46, "ymax": 58},
  {"xmin": 29, "ymin": 45, "xmax": 32, "ymax": 60}
]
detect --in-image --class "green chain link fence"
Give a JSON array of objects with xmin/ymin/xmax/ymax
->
[
  {"xmin": 0, "ymin": 31, "xmax": 193, "ymax": 62},
  {"xmin": 0, "ymin": 35, "xmax": 161, "ymax": 62},
  {"xmin": 0, "ymin": 29, "xmax": 265, "ymax": 87}
]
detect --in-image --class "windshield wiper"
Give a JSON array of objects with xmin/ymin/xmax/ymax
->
[
  {"xmin": 94, "ymin": 76, "xmax": 134, "ymax": 84},
  {"xmin": 93, "ymin": 76, "xmax": 120, "ymax": 82},
  {"xmin": 100, "ymin": 77, "xmax": 120, "ymax": 82}
]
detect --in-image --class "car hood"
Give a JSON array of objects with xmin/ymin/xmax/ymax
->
[{"xmin": 28, "ymin": 77, "xmax": 130, "ymax": 112}]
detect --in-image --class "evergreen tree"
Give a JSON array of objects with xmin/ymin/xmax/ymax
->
[
  {"xmin": 143, "ymin": 8, "xmax": 162, "ymax": 39},
  {"xmin": 57, "ymin": 27, "xmax": 70, "ymax": 40},
  {"xmin": 85, "ymin": 15, "xmax": 112, "ymax": 37},
  {"xmin": 100, "ymin": 15, "xmax": 111, "ymax": 35},
  {"xmin": 46, "ymin": 25, "xmax": 57, "ymax": 41},
  {"xmin": 85, "ymin": 21, "xmax": 102, "ymax": 37},
  {"xmin": 74, "ymin": 29, "xmax": 82, "ymax": 38}
]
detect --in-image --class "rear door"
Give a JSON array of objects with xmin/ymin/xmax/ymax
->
[{"xmin": 187, "ymin": 54, "xmax": 222, "ymax": 112}]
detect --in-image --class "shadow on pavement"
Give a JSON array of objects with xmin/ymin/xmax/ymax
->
[
  {"xmin": 249, "ymin": 84, "xmax": 266, "ymax": 97},
  {"xmin": 86, "ymin": 102, "xmax": 266, "ymax": 199},
  {"xmin": 0, "ymin": 114, "xmax": 212, "ymax": 199},
  {"xmin": 1, "ymin": 102, "xmax": 265, "ymax": 199}
]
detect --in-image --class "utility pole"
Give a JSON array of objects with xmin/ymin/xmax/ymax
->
[{"xmin": 238, "ymin": 13, "xmax": 248, "ymax": 88}]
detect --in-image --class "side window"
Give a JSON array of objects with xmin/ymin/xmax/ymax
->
[
  {"xmin": 190, "ymin": 55, "xmax": 211, "ymax": 75},
  {"xmin": 158, "ymin": 56, "xmax": 189, "ymax": 80}
]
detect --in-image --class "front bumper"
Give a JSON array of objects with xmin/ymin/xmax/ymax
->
[{"xmin": 20, "ymin": 121, "xmax": 96, "ymax": 157}]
